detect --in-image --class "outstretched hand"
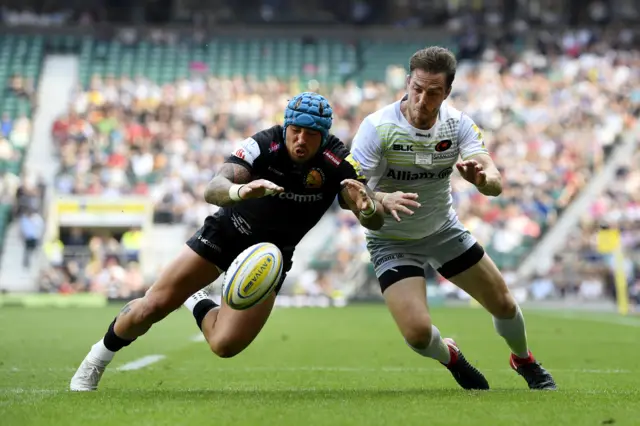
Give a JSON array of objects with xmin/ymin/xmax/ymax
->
[
  {"xmin": 456, "ymin": 160, "xmax": 487, "ymax": 187},
  {"xmin": 239, "ymin": 179, "xmax": 284, "ymax": 199},
  {"xmin": 341, "ymin": 179, "xmax": 374, "ymax": 212},
  {"xmin": 381, "ymin": 191, "xmax": 421, "ymax": 222}
]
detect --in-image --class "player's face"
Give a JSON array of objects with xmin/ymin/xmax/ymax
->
[
  {"xmin": 285, "ymin": 125, "xmax": 322, "ymax": 163},
  {"xmin": 406, "ymin": 69, "xmax": 451, "ymax": 129}
]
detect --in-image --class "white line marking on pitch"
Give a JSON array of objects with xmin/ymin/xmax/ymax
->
[{"xmin": 116, "ymin": 355, "xmax": 166, "ymax": 371}]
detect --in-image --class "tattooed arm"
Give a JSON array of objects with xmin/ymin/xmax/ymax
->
[
  {"xmin": 204, "ymin": 162, "xmax": 284, "ymax": 206},
  {"xmin": 204, "ymin": 163, "xmax": 253, "ymax": 207}
]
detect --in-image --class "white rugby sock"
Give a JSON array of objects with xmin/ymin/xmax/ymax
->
[
  {"xmin": 183, "ymin": 290, "xmax": 212, "ymax": 313},
  {"xmin": 89, "ymin": 340, "xmax": 116, "ymax": 364},
  {"xmin": 493, "ymin": 305, "xmax": 529, "ymax": 359},
  {"xmin": 406, "ymin": 324, "xmax": 451, "ymax": 365}
]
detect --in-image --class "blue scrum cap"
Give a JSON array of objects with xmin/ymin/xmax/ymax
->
[{"xmin": 283, "ymin": 92, "xmax": 333, "ymax": 145}]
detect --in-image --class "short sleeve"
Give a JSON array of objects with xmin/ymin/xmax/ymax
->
[
  {"xmin": 458, "ymin": 114, "xmax": 489, "ymax": 160},
  {"xmin": 323, "ymin": 135, "xmax": 368, "ymax": 183},
  {"xmin": 339, "ymin": 152, "xmax": 367, "ymax": 183},
  {"xmin": 350, "ymin": 116, "xmax": 383, "ymax": 175},
  {"xmin": 226, "ymin": 136, "xmax": 263, "ymax": 170}
]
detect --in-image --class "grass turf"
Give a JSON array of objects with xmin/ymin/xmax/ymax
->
[{"xmin": 1, "ymin": 304, "xmax": 639, "ymax": 425}]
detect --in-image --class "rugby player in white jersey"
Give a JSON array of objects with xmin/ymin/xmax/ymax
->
[{"xmin": 351, "ymin": 47, "xmax": 556, "ymax": 390}]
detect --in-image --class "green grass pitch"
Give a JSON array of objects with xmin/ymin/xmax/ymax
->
[{"xmin": 1, "ymin": 304, "xmax": 639, "ymax": 425}]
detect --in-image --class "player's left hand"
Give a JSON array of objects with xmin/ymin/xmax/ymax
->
[
  {"xmin": 456, "ymin": 160, "xmax": 487, "ymax": 187},
  {"xmin": 341, "ymin": 179, "xmax": 374, "ymax": 212}
]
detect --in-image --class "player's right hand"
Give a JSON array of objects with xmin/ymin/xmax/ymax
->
[
  {"xmin": 381, "ymin": 191, "xmax": 421, "ymax": 222},
  {"xmin": 239, "ymin": 179, "xmax": 284, "ymax": 199}
]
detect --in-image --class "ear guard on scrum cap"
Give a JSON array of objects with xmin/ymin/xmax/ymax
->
[{"xmin": 283, "ymin": 92, "xmax": 333, "ymax": 145}]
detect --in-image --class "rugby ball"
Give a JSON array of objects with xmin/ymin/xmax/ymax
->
[{"xmin": 222, "ymin": 242, "xmax": 283, "ymax": 310}]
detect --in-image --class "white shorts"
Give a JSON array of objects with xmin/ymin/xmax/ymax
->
[{"xmin": 367, "ymin": 216, "xmax": 480, "ymax": 281}]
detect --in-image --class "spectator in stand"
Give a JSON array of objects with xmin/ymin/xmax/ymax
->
[
  {"xmin": 19, "ymin": 208, "xmax": 44, "ymax": 268},
  {"xmin": 46, "ymin": 36, "xmax": 638, "ymax": 296}
]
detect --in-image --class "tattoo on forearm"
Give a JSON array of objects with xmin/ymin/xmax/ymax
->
[
  {"xmin": 119, "ymin": 302, "xmax": 133, "ymax": 317},
  {"xmin": 219, "ymin": 163, "xmax": 251, "ymax": 184},
  {"xmin": 204, "ymin": 163, "xmax": 252, "ymax": 206}
]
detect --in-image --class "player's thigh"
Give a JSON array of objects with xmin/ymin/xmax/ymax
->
[
  {"xmin": 210, "ymin": 290, "xmax": 277, "ymax": 356},
  {"xmin": 367, "ymin": 237, "xmax": 427, "ymax": 293},
  {"xmin": 145, "ymin": 244, "xmax": 222, "ymax": 312},
  {"xmin": 425, "ymin": 219, "xmax": 514, "ymax": 317},
  {"xmin": 446, "ymin": 251, "xmax": 515, "ymax": 318},
  {"xmin": 382, "ymin": 273, "xmax": 434, "ymax": 345},
  {"xmin": 368, "ymin": 238, "xmax": 433, "ymax": 339},
  {"xmin": 145, "ymin": 215, "xmax": 235, "ymax": 311}
]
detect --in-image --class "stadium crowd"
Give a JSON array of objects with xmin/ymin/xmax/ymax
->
[
  {"xmin": 539, "ymin": 146, "xmax": 640, "ymax": 304},
  {"xmin": 39, "ymin": 227, "xmax": 148, "ymax": 298},
  {"xmin": 37, "ymin": 31, "xmax": 640, "ymax": 299}
]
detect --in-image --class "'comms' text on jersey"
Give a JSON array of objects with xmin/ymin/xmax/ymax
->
[{"xmin": 221, "ymin": 125, "xmax": 366, "ymax": 248}]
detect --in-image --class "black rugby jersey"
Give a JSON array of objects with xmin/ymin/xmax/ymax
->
[{"xmin": 221, "ymin": 125, "xmax": 366, "ymax": 249}]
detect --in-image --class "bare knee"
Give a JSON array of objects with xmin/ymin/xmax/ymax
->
[
  {"xmin": 137, "ymin": 292, "xmax": 179, "ymax": 324},
  {"xmin": 490, "ymin": 291, "xmax": 518, "ymax": 319},
  {"xmin": 208, "ymin": 336, "xmax": 243, "ymax": 359},
  {"xmin": 402, "ymin": 316, "xmax": 433, "ymax": 349}
]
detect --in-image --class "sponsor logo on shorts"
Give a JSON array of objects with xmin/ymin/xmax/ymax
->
[
  {"xmin": 197, "ymin": 235, "xmax": 221, "ymax": 252},
  {"xmin": 271, "ymin": 192, "xmax": 324, "ymax": 203},
  {"xmin": 458, "ymin": 231, "xmax": 470, "ymax": 243},
  {"xmin": 374, "ymin": 253, "xmax": 405, "ymax": 267},
  {"xmin": 230, "ymin": 213, "xmax": 252, "ymax": 235},
  {"xmin": 386, "ymin": 167, "xmax": 453, "ymax": 181}
]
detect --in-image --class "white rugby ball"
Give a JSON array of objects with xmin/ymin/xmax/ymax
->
[{"xmin": 222, "ymin": 242, "xmax": 283, "ymax": 310}]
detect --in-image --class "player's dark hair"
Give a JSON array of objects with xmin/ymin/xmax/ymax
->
[{"xmin": 409, "ymin": 46, "xmax": 457, "ymax": 89}]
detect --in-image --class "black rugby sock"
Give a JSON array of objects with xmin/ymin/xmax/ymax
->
[
  {"xmin": 103, "ymin": 318, "xmax": 136, "ymax": 352},
  {"xmin": 193, "ymin": 299, "xmax": 218, "ymax": 331}
]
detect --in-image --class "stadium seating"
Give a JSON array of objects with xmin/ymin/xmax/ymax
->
[
  {"xmin": 358, "ymin": 40, "xmax": 457, "ymax": 83},
  {"xmin": 0, "ymin": 34, "xmax": 43, "ymax": 253},
  {"xmin": 32, "ymin": 32, "xmax": 637, "ymax": 295},
  {"xmin": 77, "ymin": 37, "xmax": 357, "ymax": 87}
]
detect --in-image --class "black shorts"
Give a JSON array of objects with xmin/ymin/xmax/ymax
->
[
  {"xmin": 378, "ymin": 242, "xmax": 485, "ymax": 293},
  {"xmin": 186, "ymin": 213, "xmax": 293, "ymax": 294}
]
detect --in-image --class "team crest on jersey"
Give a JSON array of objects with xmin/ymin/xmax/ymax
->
[
  {"xmin": 305, "ymin": 168, "xmax": 325, "ymax": 189},
  {"xmin": 435, "ymin": 140, "xmax": 452, "ymax": 152}
]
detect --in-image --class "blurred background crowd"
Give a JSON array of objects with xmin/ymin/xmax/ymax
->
[{"xmin": 0, "ymin": 0, "xmax": 638, "ymax": 306}]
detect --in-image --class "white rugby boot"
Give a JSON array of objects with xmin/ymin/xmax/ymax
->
[{"xmin": 70, "ymin": 342, "xmax": 113, "ymax": 391}]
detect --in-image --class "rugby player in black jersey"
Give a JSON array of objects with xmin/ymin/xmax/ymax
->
[{"xmin": 70, "ymin": 92, "xmax": 421, "ymax": 391}]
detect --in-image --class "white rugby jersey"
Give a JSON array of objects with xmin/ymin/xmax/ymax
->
[{"xmin": 351, "ymin": 97, "xmax": 489, "ymax": 240}]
